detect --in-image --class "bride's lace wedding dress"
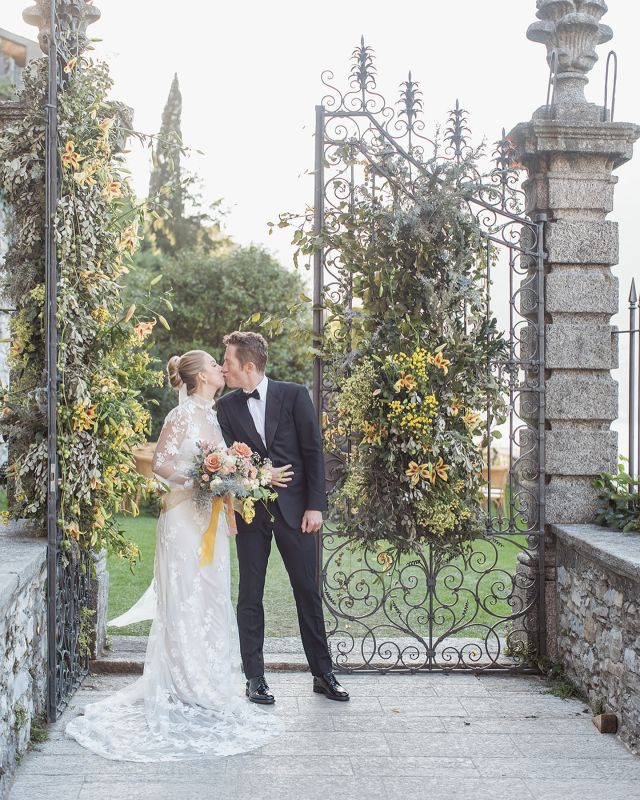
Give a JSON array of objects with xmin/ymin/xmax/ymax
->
[{"xmin": 66, "ymin": 394, "xmax": 282, "ymax": 761}]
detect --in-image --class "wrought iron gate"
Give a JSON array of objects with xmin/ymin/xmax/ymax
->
[
  {"xmin": 33, "ymin": 0, "xmax": 94, "ymax": 720},
  {"xmin": 313, "ymin": 40, "xmax": 546, "ymax": 673}
]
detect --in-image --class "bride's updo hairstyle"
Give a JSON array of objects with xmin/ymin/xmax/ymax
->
[{"xmin": 167, "ymin": 350, "xmax": 208, "ymax": 396}]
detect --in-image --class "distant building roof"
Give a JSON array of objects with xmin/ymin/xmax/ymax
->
[{"xmin": 0, "ymin": 27, "xmax": 40, "ymax": 92}]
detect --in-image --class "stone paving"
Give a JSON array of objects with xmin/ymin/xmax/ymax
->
[{"xmin": 7, "ymin": 670, "xmax": 640, "ymax": 800}]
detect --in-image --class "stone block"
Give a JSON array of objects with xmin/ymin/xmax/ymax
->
[
  {"xmin": 87, "ymin": 549, "xmax": 109, "ymax": 659},
  {"xmin": 546, "ymin": 220, "xmax": 619, "ymax": 265},
  {"xmin": 548, "ymin": 174, "xmax": 616, "ymax": 216},
  {"xmin": 593, "ymin": 713, "xmax": 619, "ymax": 734},
  {"xmin": 545, "ymin": 429, "xmax": 617, "ymax": 475},
  {"xmin": 525, "ymin": 173, "xmax": 616, "ymax": 218},
  {"xmin": 545, "ymin": 476, "xmax": 599, "ymax": 525},
  {"xmin": 546, "ymin": 373, "xmax": 617, "ymax": 422},
  {"xmin": 546, "ymin": 267, "xmax": 618, "ymax": 314},
  {"xmin": 546, "ymin": 323, "xmax": 615, "ymax": 370}
]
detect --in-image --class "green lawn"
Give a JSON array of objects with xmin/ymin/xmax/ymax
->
[
  {"xmin": 108, "ymin": 510, "xmax": 301, "ymax": 637},
  {"xmin": 109, "ymin": 509, "xmax": 531, "ymax": 639}
]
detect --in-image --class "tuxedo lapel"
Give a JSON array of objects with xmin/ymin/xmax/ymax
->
[
  {"xmin": 265, "ymin": 380, "xmax": 284, "ymax": 451},
  {"xmin": 232, "ymin": 392, "xmax": 267, "ymax": 456}
]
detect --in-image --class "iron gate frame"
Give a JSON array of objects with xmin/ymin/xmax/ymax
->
[
  {"xmin": 38, "ymin": 0, "xmax": 93, "ymax": 722},
  {"xmin": 312, "ymin": 40, "xmax": 547, "ymax": 673}
]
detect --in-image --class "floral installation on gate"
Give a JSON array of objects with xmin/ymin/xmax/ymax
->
[
  {"xmin": 0, "ymin": 47, "xmax": 165, "ymax": 565},
  {"xmin": 277, "ymin": 154, "xmax": 509, "ymax": 557}
]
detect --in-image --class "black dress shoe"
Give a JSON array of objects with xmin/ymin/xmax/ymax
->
[
  {"xmin": 246, "ymin": 676, "xmax": 275, "ymax": 705},
  {"xmin": 313, "ymin": 671, "xmax": 350, "ymax": 701}
]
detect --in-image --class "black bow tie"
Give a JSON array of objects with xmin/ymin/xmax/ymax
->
[{"xmin": 242, "ymin": 388, "xmax": 260, "ymax": 402}]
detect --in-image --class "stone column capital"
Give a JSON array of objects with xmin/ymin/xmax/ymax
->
[
  {"xmin": 509, "ymin": 119, "xmax": 640, "ymax": 170},
  {"xmin": 23, "ymin": 0, "xmax": 101, "ymax": 54},
  {"xmin": 528, "ymin": 0, "xmax": 612, "ymax": 113}
]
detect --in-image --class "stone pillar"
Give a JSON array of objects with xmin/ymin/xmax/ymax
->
[{"xmin": 510, "ymin": 0, "xmax": 640, "ymax": 660}]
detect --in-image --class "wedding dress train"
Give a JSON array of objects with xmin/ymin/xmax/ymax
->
[{"xmin": 65, "ymin": 394, "xmax": 282, "ymax": 761}]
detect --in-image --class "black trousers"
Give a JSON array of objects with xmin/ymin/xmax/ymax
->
[{"xmin": 235, "ymin": 506, "xmax": 332, "ymax": 679}]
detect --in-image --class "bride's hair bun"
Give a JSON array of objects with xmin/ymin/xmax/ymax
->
[
  {"xmin": 167, "ymin": 355, "xmax": 183, "ymax": 389},
  {"xmin": 167, "ymin": 350, "xmax": 210, "ymax": 395}
]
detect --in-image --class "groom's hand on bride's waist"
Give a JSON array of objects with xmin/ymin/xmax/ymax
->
[{"xmin": 301, "ymin": 509, "xmax": 323, "ymax": 533}]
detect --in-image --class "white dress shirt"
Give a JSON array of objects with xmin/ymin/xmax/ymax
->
[{"xmin": 244, "ymin": 374, "xmax": 269, "ymax": 448}]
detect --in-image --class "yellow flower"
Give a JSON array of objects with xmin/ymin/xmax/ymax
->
[
  {"xmin": 242, "ymin": 498, "xmax": 256, "ymax": 524},
  {"xmin": 394, "ymin": 373, "xmax": 417, "ymax": 392},
  {"xmin": 101, "ymin": 180, "xmax": 122, "ymax": 200},
  {"xmin": 74, "ymin": 170, "xmax": 95, "ymax": 187},
  {"xmin": 99, "ymin": 117, "xmax": 115, "ymax": 135},
  {"xmin": 429, "ymin": 352, "xmax": 451, "ymax": 375},
  {"xmin": 117, "ymin": 224, "xmax": 140, "ymax": 253},
  {"xmin": 61, "ymin": 141, "xmax": 84, "ymax": 170},
  {"xmin": 91, "ymin": 306, "xmax": 110, "ymax": 325},
  {"xmin": 133, "ymin": 318, "xmax": 157, "ymax": 343},
  {"xmin": 63, "ymin": 57, "xmax": 78, "ymax": 73},
  {"xmin": 463, "ymin": 410, "xmax": 480, "ymax": 431},
  {"xmin": 66, "ymin": 521, "xmax": 82, "ymax": 540},
  {"xmin": 434, "ymin": 457, "xmax": 449, "ymax": 483},
  {"xmin": 450, "ymin": 397, "xmax": 462, "ymax": 416},
  {"xmin": 1, "ymin": 511, "xmax": 10, "ymax": 525},
  {"xmin": 406, "ymin": 461, "xmax": 429, "ymax": 487},
  {"xmin": 72, "ymin": 402, "xmax": 96, "ymax": 432}
]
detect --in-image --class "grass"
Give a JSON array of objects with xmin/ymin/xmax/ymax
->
[
  {"xmin": 108, "ymin": 509, "xmax": 300, "ymax": 637},
  {"xmin": 109, "ymin": 508, "xmax": 531, "ymax": 639},
  {"xmin": 0, "ymin": 486, "xmax": 532, "ymax": 641}
]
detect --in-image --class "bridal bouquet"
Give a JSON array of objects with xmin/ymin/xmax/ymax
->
[{"xmin": 189, "ymin": 440, "xmax": 277, "ymax": 524}]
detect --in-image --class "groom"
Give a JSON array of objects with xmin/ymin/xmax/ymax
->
[{"xmin": 217, "ymin": 331, "xmax": 349, "ymax": 704}]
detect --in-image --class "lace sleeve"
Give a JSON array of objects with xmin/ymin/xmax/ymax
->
[{"xmin": 152, "ymin": 406, "xmax": 191, "ymax": 486}]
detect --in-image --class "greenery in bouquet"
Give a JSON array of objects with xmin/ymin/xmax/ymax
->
[{"xmin": 188, "ymin": 441, "xmax": 277, "ymax": 523}]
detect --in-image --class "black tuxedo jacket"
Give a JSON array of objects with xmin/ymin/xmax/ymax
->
[{"xmin": 216, "ymin": 379, "xmax": 327, "ymax": 530}]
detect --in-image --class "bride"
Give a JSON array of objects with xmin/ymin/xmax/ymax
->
[{"xmin": 66, "ymin": 350, "xmax": 288, "ymax": 761}]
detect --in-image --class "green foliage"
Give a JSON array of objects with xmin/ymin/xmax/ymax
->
[
  {"xmin": 78, "ymin": 605, "xmax": 96, "ymax": 658},
  {"xmin": 0, "ymin": 49, "xmax": 162, "ymax": 563},
  {"xmin": 0, "ymin": 79, "xmax": 15, "ymax": 101},
  {"xmin": 125, "ymin": 244, "xmax": 313, "ymax": 437},
  {"xmin": 593, "ymin": 460, "xmax": 640, "ymax": 532},
  {"xmin": 279, "ymin": 153, "xmax": 508, "ymax": 554},
  {"xmin": 144, "ymin": 74, "xmax": 222, "ymax": 255},
  {"xmin": 29, "ymin": 712, "xmax": 49, "ymax": 746},
  {"xmin": 538, "ymin": 658, "xmax": 587, "ymax": 702}
]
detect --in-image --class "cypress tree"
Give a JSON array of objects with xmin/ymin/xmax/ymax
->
[{"xmin": 148, "ymin": 73, "xmax": 184, "ymax": 254}]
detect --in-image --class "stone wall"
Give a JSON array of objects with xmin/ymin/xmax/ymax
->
[
  {"xmin": 553, "ymin": 523, "xmax": 640, "ymax": 754},
  {"xmin": 0, "ymin": 522, "xmax": 47, "ymax": 798}
]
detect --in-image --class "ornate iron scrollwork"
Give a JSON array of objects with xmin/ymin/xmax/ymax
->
[{"xmin": 314, "ymin": 41, "xmax": 546, "ymax": 673}]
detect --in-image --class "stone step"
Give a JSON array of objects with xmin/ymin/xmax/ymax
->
[
  {"xmin": 91, "ymin": 635, "xmax": 520, "ymax": 675},
  {"xmin": 90, "ymin": 635, "xmax": 310, "ymax": 674}
]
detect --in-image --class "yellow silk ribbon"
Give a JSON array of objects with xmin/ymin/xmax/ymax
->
[{"xmin": 199, "ymin": 494, "xmax": 237, "ymax": 568}]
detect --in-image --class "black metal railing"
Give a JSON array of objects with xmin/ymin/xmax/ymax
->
[{"xmin": 617, "ymin": 279, "xmax": 640, "ymax": 482}]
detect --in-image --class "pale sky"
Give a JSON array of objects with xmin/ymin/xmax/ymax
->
[{"xmin": 3, "ymin": 0, "xmax": 640, "ymax": 450}]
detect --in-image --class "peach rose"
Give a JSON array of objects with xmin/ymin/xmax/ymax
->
[
  {"xmin": 231, "ymin": 441, "xmax": 253, "ymax": 459},
  {"xmin": 204, "ymin": 453, "xmax": 223, "ymax": 474}
]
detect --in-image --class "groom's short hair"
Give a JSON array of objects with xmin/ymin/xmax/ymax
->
[{"xmin": 223, "ymin": 331, "xmax": 268, "ymax": 372}]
